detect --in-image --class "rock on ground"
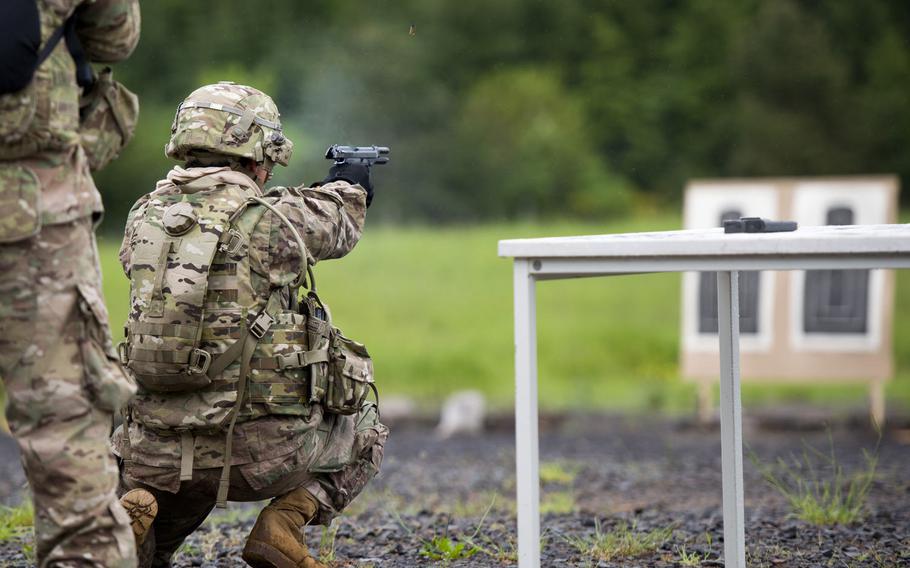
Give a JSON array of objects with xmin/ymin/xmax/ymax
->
[{"xmin": 435, "ymin": 390, "xmax": 486, "ymax": 439}]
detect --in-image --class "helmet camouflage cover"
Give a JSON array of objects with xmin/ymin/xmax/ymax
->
[{"xmin": 165, "ymin": 82, "xmax": 293, "ymax": 166}]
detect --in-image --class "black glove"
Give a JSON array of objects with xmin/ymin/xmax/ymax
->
[{"xmin": 323, "ymin": 162, "xmax": 374, "ymax": 207}]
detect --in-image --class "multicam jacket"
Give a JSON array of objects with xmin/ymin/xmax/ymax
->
[
  {"xmin": 0, "ymin": 0, "xmax": 140, "ymax": 225},
  {"xmin": 113, "ymin": 166, "xmax": 367, "ymax": 490}
]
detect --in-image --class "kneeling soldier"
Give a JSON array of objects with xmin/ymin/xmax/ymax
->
[{"xmin": 112, "ymin": 82, "xmax": 388, "ymax": 568}]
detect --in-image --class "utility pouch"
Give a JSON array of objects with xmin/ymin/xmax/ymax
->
[
  {"xmin": 303, "ymin": 291, "xmax": 331, "ymax": 406},
  {"xmin": 77, "ymin": 283, "xmax": 136, "ymax": 412},
  {"xmin": 300, "ymin": 287, "xmax": 374, "ymax": 416},
  {"xmin": 0, "ymin": 163, "xmax": 41, "ymax": 243},
  {"xmin": 325, "ymin": 330, "xmax": 375, "ymax": 416},
  {"xmin": 311, "ymin": 401, "xmax": 387, "ymax": 523},
  {"xmin": 79, "ymin": 67, "xmax": 138, "ymax": 172}
]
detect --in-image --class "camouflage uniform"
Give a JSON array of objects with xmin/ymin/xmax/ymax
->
[
  {"xmin": 0, "ymin": 1, "xmax": 140, "ymax": 566},
  {"xmin": 111, "ymin": 84, "xmax": 387, "ymax": 567}
]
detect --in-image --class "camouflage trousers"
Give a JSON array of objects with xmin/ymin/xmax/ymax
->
[
  {"xmin": 120, "ymin": 463, "xmax": 319, "ymax": 568},
  {"xmin": 0, "ymin": 217, "xmax": 137, "ymax": 567},
  {"xmin": 118, "ymin": 404, "xmax": 388, "ymax": 568}
]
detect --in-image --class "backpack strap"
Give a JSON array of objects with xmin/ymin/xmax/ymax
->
[
  {"xmin": 206, "ymin": 194, "xmax": 315, "ymax": 379},
  {"xmin": 36, "ymin": 12, "xmax": 94, "ymax": 89},
  {"xmin": 249, "ymin": 195, "xmax": 314, "ymax": 288},
  {"xmin": 179, "ymin": 431, "xmax": 195, "ymax": 482},
  {"xmin": 215, "ymin": 290, "xmax": 282, "ymax": 508},
  {"xmin": 206, "ymin": 194, "xmax": 317, "ymax": 508},
  {"xmin": 206, "ymin": 310, "xmax": 274, "ymax": 379},
  {"xmin": 249, "ymin": 347, "xmax": 330, "ymax": 370},
  {"xmin": 119, "ymin": 405, "xmax": 133, "ymax": 468},
  {"xmin": 63, "ymin": 14, "xmax": 94, "ymax": 89},
  {"xmin": 37, "ymin": 21, "xmax": 66, "ymax": 66}
]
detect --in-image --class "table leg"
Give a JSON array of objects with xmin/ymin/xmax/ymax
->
[
  {"xmin": 716, "ymin": 271, "xmax": 746, "ymax": 567},
  {"xmin": 514, "ymin": 260, "xmax": 540, "ymax": 568}
]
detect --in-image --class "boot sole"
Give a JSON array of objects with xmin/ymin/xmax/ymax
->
[
  {"xmin": 242, "ymin": 540, "xmax": 327, "ymax": 568},
  {"xmin": 242, "ymin": 540, "xmax": 302, "ymax": 568},
  {"xmin": 119, "ymin": 488, "xmax": 158, "ymax": 545}
]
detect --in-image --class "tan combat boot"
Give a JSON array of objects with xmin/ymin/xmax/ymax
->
[
  {"xmin": 242, "ymin": 487, "xmax": 327, "ymax": 568},
  {"xmin": 119, "ymin": 488, "xmax": 158, "ymax": 545}
]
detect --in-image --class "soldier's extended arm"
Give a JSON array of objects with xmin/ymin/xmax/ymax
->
[
  {"xmin": 75, "ymin": 0, "xmax": 141, "ymax": 63},
  {"xmin": 276, "ymin": 181, "xmax": 368, "ymax": 263},
  {"xmin": 321, "ymin": 145, "xmax": 390, "ymax": 208}
]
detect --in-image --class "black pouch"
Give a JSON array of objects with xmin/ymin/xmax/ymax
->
[{"xmin": 0, "ymin": 0, "xmax": 42, "ymax": 95}]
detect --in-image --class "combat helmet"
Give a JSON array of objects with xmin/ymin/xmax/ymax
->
[{"xmin": 165, "ymin": 81, "xmax": 293, "ymax": 166}]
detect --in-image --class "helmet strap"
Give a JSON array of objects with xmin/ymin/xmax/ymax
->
[{"xmin": 241, "ymin": 158, "xmax": 274, "ymax": 188}]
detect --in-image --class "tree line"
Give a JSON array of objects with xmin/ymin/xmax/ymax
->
[{"xmin": 95, "ymin": 0, "xmax": 910, "ymax": 229}]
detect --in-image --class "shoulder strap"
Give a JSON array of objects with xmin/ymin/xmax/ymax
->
[
  {"xmin": 203, "ymin": 197, "xmax": 299, "ymax": 380},
  {"xmin": 215, "ymin": 290, "xmax": 283, "ymax": 508},
  {"xmin": 249, "ymin": 195, "xmax": 316, "ymax": 290},
  {"xmin": 37, "ymin": 20, "xmax": 66, "ymax": 66},
  {"xmin": 63, "ymin": 15, "xmax": 94, "ymax": 89},
  {"xmin": 37, "ymin": 12, "xmax": 95, "ymax": 89}
]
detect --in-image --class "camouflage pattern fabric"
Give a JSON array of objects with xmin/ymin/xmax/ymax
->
[
  {"xmin": 79, "ymin": 67, "xmax": 140, "ymax": 172},
  {"xmin": 0, "ymin": 1, "xmax": 140, "ymax": 565},
  {"xmin": 0, "ymin": 218, "xmax": 136, "ymax": 567},
  {"xmin": 118, "ymin": 401, "xmax": 387, "ymax": 568},
  {"xmin": 166, "ymin": 82, "xmax": 293, "ymax": 167},
  {"xmin": 117, "ymin": 167, "xmax": 366, "ymax": 433},
  {"xmin": 120, "ymin": 166, "xmax": 263, "ymax": 405},
  {"xmin": 0, "ymin": 0, "xmax": 140, "ymax": 223},
  {"xmin": 112, "ymin": 166, "xmax": 385, "ymax": 559}
]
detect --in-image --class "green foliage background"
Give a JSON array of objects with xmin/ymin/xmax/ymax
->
[{"xmin": 94, "ymin": 0, "xmax": 910, "ymax": 231}]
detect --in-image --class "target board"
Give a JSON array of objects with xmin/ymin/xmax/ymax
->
[{"xmin": 680, "ymin": 176, "xmax": 899, "ymax": 422}]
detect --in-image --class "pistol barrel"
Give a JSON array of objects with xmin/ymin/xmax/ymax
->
[{"xmin": 325, "ymin": 145, "xmax": 391, "ymax": 165}]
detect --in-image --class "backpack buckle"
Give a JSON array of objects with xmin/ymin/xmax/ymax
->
[
  {"xmin": 249, "ymin": 312, "xmax": 275, "ymax": 340},
  {"xmin": 187, "ymin": 349, "xmax": 212, "ymax": 375},
  {"xmin": 219, "ymin": 229, "xmax": 245, "ymax": 255}
]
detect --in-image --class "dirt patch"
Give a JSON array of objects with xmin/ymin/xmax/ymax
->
[{"xmin": 1, "ymin": 413, "xmax": 908, "ymax": 566}]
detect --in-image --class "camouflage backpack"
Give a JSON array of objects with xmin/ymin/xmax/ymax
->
[{"xmin": 119, "ymin": 172, "xmax": 376, "ymax": 438}]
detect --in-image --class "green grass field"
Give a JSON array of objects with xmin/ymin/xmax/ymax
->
[{"xmin": 84, "ymin": 215, "xmax": 910, "ymax": 415}]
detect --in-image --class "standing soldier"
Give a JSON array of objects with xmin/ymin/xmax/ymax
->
[
  {"xmin": 113, "ymin": 82, "xmax": 388, "ymax": 568},
  {"xmin": 0, "ymin": 0, "xmax": 141, "ymax": 566}
]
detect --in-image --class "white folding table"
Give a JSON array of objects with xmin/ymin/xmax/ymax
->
[{"xmin": 498, "ymin": 224, "xmax": 910, "ymax": 568}]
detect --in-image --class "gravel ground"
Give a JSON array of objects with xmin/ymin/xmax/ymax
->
[{"xmin": 1, "ymin": 412, "xmax": 909, "ymax": 567}]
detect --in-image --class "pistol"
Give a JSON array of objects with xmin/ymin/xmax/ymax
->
[
  {"xmin": 723, "ymin": 217, "xmax": 798, "ymax": 234},
  {"xmin": 324, "ymin": 145, "xmax": 390, "ymax": 167}
]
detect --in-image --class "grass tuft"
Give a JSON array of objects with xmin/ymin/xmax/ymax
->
[
  {"xmin": 539, "ymin": 461, "xmax": 580, "ymax": 485},
  {"xmin": 318, "ymin": 522, "xmax": 341, "ymax": 563},
  {"xmin": 419, "ymin": 535, "xmax": 479, "ymax": 562},
  {"xmin": 749, "ymin": 432, "xmax": 879, "ymax": 526},
  {"xmin": 540, "ymin": 490, "xmax": 576, "ymax": 515},
  {"xmin": 394, "ymin": 496, "xmax": 496, "ymax": 564},
  {"xmin": 0, "ymin": 502, "xmax": 34, "ymax": 542},
  {"xmin": 675, "ymin": 544, "xmax": 712, "ymax": 566},
  {"xmin": 466, "ymin": 525, "xmax": 519, "ymax": 563},
  {"xmin": 566, "ymin": 519, "xmax": 673, "ymax": 562}
]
